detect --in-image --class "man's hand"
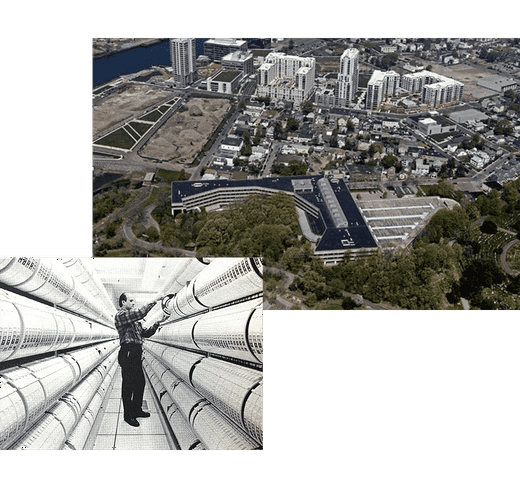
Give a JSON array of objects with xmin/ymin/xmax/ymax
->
[
  {"xmin": 153, "ymin": 320, "xmax": 163, "ymax": 332},
  {"xmin": 152, "ymin": 294, "xmax": 164, "ymax": 304}
]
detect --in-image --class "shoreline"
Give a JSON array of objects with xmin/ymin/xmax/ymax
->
[{"xmin": 93, "ymin": 38, "xmax": 168, "ymax": 59}]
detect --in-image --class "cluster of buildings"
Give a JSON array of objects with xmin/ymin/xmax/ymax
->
[
  {"xmin": 319, "ymin": 50, "xmax": 464, "ymax": 110},
  {"xmin": 168, "ymin": 39, "xmax": 466, "ymax": 111},
  {"xmin": 364, "ymin": 68, "xmax": 464, "ymax": 110},
  {"xmin": 169, "ymin": 38, "xmax": 254, "ymax": 90}
]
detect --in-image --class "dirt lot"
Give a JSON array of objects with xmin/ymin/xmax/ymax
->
[
  {"xmin": 428, "ymin": 62, "xmax": 498, "ymax": 100},
  {"xmin": 139, "ymin": 97, "xmax": 230, "ymax": 163},
  {"xmin": 93, "ymin": 83, "xmax": 173, "ymax": 135}
]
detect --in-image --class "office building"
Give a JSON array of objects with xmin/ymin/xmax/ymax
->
[
  {"xmin": 204, "ymin": 39, "xmax": 248, "ymax": 62},
  {"xmin": 171, "ymin": 175, "xmax": 378, "ymax": 265},
  {"xmin": 366, "ymin": 70, "xmax": 400, "ymax": 110},
  {"xmin": 407, "ymin": 113, "xmax": 457, "ymax": 136},
  {"xmin": 221, "ymin": 51, "xmax": 254, "ymax": 78},
  {"xmin": 169, "ymin": 38, "xmax": 197, "ymax": 88},
  {"xmin": 207, "ymin": 70, "xmax": 242, "ymax": 94},
  {"xmin": 335, "ymin": 48, "xmax": 359, "ymax": 107},
  {"xmin": 256, "ymin": 52, "xmax": 315, "ymax": 103}
]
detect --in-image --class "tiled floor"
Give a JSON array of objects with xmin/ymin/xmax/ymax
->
[{"xmin": 85, "ymin": 368, "xmax": 175, "ymax": 450}]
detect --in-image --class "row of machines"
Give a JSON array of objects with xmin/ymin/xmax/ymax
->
[
  {"xmin": 0, "ymin": 258, "xmax": 116, "ymax": 325},
  {"xmin": 143, "ymin": 257, "xmax": 264, "ymax": 449},
  {"xmin": 0, "ymin": 258, "xmax": 119, "ymax": 449},
  {"xmin": 0, "ymin": 341, "xmax": 118, "ymax": 451}
]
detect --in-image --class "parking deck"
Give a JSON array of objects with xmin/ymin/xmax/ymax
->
[{"xmin": 358, "ymin": 196, "xmax": 446, "ymax": 246}]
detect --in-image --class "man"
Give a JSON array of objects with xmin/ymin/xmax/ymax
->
[{"xmin": 115, "ymin": 292, "xmax": 163, "ymax": 427}]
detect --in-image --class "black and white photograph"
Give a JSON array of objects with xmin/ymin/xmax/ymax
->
[{"xmin": 0, "ymin": 257, "xmax": 263, "ymax": 450}]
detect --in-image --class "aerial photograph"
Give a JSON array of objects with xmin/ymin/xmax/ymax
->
[{"xmin": 93, "ymin": 37, "xmax": 520, "ymax": 310}]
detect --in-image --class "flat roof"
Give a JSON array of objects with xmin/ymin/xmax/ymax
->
[
  {"xmin": 205, "ymin": 38, "xmax": 247, "ymax": 48},
  {"xmin": 171, "ymin": 176, "xmax": 378, "ymax": 253},
  {"xmin": 212, "ymin": 70, "xmax": 241, "ymax": 83}
]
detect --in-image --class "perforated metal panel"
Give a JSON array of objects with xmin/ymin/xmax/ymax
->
[
  {"xmin": 0, "ymin": 297, "xmax": 22, "ymax": 361},
  {"xmin": 0, "ymin": 378, "xmax": 26, "ymax": 448},
  {"xmin": 190, "ymin": 358, "xmax": 263, "ymax": 439},
  {"xmin": 243, "ymin": 381, "xmax": 263, "ymax": 445},
  {"xmin": 191, "ymin": 403, "xmax": 260, "ymax": 450}
]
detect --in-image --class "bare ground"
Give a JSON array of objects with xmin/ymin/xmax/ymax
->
[{"xmin": 139, "ymin": 97, "xmax": 230, "ymax": 162}]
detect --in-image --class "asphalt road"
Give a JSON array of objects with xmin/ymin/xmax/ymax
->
[
  {"xmin": 501, "ymin": 237, "xmax": 520, "ymax": 277},
  {"xmin": 190, "ymin": 106, "xmax": 241, "ymax": 180}
]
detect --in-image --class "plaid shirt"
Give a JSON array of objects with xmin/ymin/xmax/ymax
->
[{"xmin": 115, "ymin": 302, "xmax": 158, "ymax": 345}]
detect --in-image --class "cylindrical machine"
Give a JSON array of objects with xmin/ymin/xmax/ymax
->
[
  {"xmin": 144, "ymin": 341, "xmax": 263, "ymax": 447},
  {"xmin": 0, "ymin": 340, "xmax": 118, "ymax": 450},
  {"xmin": 1, "ymin": 257, "xmax": 263, "ymax": 450},
  {"xmin": 151, "ymin": 298, "xmax": 263, "ymax": 364},
  {"xmin": 10, "ymin": 351, "xmax": 118, "ymax": 450},
  {"xmin": 164, "ymin": 258, "xmax": 263, "ymax": 320},
  {"xmin": 0, "ymin": 258, "xmax": 114, "ymax": 325},
  {"xmin": 0, "ymin": 289, "xmax": 117, "ymax": 363},
  {"xmin": 61, "ymin": 258, "xmax": 117, "ymax": 319},
  {"xmin": 143, "ymin": 352, "xmax": 260, "ymax": 450}
]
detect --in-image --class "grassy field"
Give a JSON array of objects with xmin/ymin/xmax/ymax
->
[{"xmin": 95, "ymin": 127, "xmax": 136, "ymax": 150}]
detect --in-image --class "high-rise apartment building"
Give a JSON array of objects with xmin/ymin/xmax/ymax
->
[
  {"xmin": 256, "ymin": 52, "xmax": 315, "ymax": 102},
  {"xmin": 366, "ymin": 70, "xmax": 400, "ymax": 110},
  {"xmin": 335, "ymin": 48, "xmax": 359, "ymax": 107},
  {"xmin": 401, "ymin": 70, "xmax": 463, "ymax": 107},
  {"xmin": 169, "ymin": 38, "xmax": 197, "ymax": 88}
]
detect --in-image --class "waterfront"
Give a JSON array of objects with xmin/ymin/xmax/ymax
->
[{"xmin": 93, "ymin": 38, "xmax": 210, "ymax": 88}]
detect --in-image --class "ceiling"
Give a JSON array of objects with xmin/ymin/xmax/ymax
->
[{"xmin": 90, "ymin": 257, "xmax": 192, "ymax": 309}]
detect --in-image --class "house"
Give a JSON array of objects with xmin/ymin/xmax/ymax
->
[
  {"xmin": 413, "ymin": 159, "xmax": 430, "ymax": 176},
  {"xmin": 220, "ymin": 136, "xmax": 243, "ymax": 152}
]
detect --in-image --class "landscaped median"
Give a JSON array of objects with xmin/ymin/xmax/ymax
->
[{"xmin": 93, "ymin": 97, "xmax": 180, "ymax": 152}]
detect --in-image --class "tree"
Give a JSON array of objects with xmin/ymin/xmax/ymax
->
[
  {"xmin": 341, "ymin": 296, "xmax": 359, "ymax": 310},
  {"xmin": 286, "ymin": 118, "xmax": 299, "ymax": 132},
  {"xmin": 480, "ymin": 219, "xmax": 498, "ymax": 234}
]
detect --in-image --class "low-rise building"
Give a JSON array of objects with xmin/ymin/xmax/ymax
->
[
  {"xmin": 221, "ymin": 136, "xmax": 243, "ymax": 152},
  {"xmin": 477, "ymin": 75, "xmax": 518, "ymax": 93},
  {"xmin": 207, "ymin": 70, "xmax": 242, "ymax": 94},
  {"xmin": 407, "ymin": 113, "xmax": 457, "ymax": 136},
  {"xmin": 204, "ymin": 38, "xmax": 248, "ymax": 61},
  {"xmin": 170, "ymin": 175, "xmax": 379, "ymax": 265},
  {"xmin": 221, "ymin": 50, "xmax": 254, "ymax": 78}
]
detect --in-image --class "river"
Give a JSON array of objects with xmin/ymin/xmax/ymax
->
[{"xmin": 93, "ymin": 39, "xmax": 209, "ymax": 88}]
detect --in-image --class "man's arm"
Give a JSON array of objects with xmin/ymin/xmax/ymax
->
[
  {"xmin": 142, "ymin": 321, "xmax": 162, "ymax": 338},
  {"xmin": 117, "ymin": 301, "xmax": 157, "ymax": 326}
]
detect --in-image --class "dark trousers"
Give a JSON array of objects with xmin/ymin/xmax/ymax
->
[{"xmin": 118, "ymin": 343, "xmax": 145, "ymax": 419}]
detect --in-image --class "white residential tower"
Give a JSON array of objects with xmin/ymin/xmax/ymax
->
[
  {"xmin": 170, "ymin": 38, "xmax": 197, "ymax": 88},
  {"xmin": 336, "ymin": 48, "xmax": 359, "ymax": 107}
]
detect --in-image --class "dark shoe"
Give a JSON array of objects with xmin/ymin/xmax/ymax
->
[
  {"xmin": 124, "ymin": 417, "xmax": 140, "ymax": 427},
  {"xmin": 135, "ymin": 410, "xmax": 150, "ymax": 418}
]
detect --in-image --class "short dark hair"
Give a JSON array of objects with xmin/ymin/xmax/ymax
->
[{"xmin": 119, "ymin": 293, "xmax": 128, "ymax": 308}]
